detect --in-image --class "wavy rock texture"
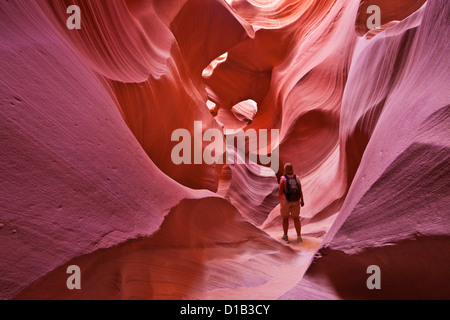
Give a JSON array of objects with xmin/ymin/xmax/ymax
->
[{"xmin": 0, "ymin": 0, "xmax": 448, "ymax": 300}]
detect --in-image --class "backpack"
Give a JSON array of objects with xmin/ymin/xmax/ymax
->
[{"xmin": 284, "ymin": 175, "xmax": 301, "ymax": 202}]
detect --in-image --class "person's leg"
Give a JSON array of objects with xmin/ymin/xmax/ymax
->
[
  {"xmin": 290, "ymin": 202, "xmax": 302, "ymax": 242},
  {"xmin": 283, "ymin": 217, "xmax": 289, "ymax": 236},
  {"xmin": 280, "ymin": 201, "xmax": 289, "ymax": 240},
  {"xmin": 293, "ymin": 217, "xmax": 301, "ymax": 236}
]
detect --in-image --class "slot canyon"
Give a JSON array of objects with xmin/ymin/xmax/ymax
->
[{"xmin": 0, "ymin": 0, "xmax": 449, "ymax": 300}]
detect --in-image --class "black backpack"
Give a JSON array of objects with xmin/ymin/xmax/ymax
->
[{"xmin": 284, "ymin": 175, "xmax": 301, "ymax": 202}]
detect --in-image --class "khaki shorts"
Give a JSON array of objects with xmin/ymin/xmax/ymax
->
[{"xmin": 280, "ymin": 200, "xmax": 301, "ymax": 219}]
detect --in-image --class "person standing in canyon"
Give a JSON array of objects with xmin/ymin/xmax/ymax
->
[{"xmin": 279, "ymin": 163, "xmax": 304, "ymax": 243}]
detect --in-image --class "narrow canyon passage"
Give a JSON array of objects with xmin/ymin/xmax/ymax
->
[{"xmin": 1, "ymin": 0, "xmax": 449, "ymax": 300}]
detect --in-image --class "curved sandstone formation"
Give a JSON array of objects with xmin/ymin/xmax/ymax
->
[{"xmin": 0, "ymin": 0, "xmax": 448, "ymax": 300}]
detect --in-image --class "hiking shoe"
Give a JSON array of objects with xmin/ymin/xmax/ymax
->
[
  {"xmin": 282, "ymin": 235, "xmax": 289, "ymax": 242},
  {"xmin": 297, "ymin": 236, "xmax": 303, "ymax": 243}
]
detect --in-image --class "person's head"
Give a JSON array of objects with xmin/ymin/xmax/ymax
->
[{"xmin": 284, "ymin": 163, "xmax": 294, "ymax": 175}]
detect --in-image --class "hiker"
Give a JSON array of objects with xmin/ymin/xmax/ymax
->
[{"xmin": 279, "ymin": 163, "xmax": 304, "ymax": 243}]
